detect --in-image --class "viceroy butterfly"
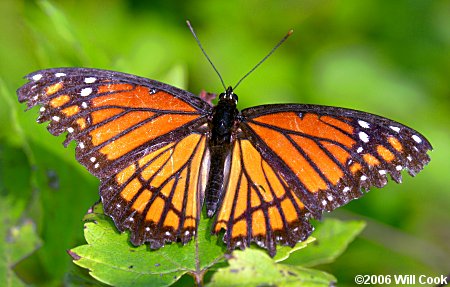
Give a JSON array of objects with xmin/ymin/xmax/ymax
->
[{"xmin": 17, "ymin": 25, "xmax": 431, "ymax": 257}]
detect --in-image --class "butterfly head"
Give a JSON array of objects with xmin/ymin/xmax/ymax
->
[{"xmin": 219, "ymin": 86, "xmax": 238, "ymax": 105}]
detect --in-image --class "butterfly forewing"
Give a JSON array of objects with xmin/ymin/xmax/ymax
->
[
  {"xmin": 17, "ymin": 68, "xmax": 211, "ymax": 179},
  {"xmin": 17, "ymin": 68, "xmax": 212, "ymax": 248},
  {"xmin": 240, "ymin": 104, "xmax": 432, "ymax": 215}
]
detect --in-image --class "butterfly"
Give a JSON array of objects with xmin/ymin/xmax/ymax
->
[
  {"xmin": 17, "ymin": 65, "xmax": 431, "ymax": 256},
  {"xmin": 18, "ymin": 20, "xmax": 434, "ymax": 257}
]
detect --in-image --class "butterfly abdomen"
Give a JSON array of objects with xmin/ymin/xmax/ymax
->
[{"xmin": 205, "ymin": 92, "xmax": 239, "ymax": 217}]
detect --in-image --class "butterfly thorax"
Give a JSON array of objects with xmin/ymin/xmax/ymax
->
[
  {"xmin": 205, "ymin": 87, "xmax": 239, "ymax": 217},
  {"xmin": 209, "ymin": 87, "xmax": 239, "ymax": 146}
]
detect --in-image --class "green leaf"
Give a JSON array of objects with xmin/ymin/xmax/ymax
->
[
  {"xmin": 283, "ymin": 219, "xmax": 366, "ymax": 267},
  {"xmin": 0, "ymin": 198, "xmax": 42, "ymax": 287},
  {"xmin": 208, "ymin": 248, "xmax": 336, "ymax": 287},
  {"xmin": 273, "ymin": 236, "xmax": 316, "ymax": 262},
  {"xmin": 69, "ymin": 203, "xmax": 226, "ymax": 287},
  {"xmin": 64, "ymin": 265, "xmax": 110, "ymax": 287}
]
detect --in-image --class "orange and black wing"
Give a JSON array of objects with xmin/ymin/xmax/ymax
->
[
  {"xmin": 101, "ymin": 132, "xmax": 209, "ymax": 247},
  {"xmin": 17, "ymin": 68, "xmax": 211, "ymax": 246},
  {"xmin": 212, "ymin": 138, "xmax": 313, "ymax": 256},
  {"xmin": 213, "ymin": 104, "xmax": 431, "ymax": 256}
]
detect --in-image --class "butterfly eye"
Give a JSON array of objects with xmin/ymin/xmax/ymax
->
[
  {"xmin": 218, "ymin": 92, "xmax": 226, "ymax": 100},
  {"xmin": 232, "ymin": 93, "xmax": 238, "ymax": 103},
  {"xmin": 218, "ymin": 90, "xmax": 238, "ymax": 104}
]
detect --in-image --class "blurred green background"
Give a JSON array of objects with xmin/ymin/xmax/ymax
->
[{"xmin": 0, "ymin": 0, "xmax": 449, "ymax": 286}]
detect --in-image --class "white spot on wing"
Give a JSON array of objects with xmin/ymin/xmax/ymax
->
[
  {"xmin": 360, "ymin": 175, "xmax": 367, "ymax": 181},
  {"xmin": 55, "ymin": 72, "xmax": 66, "ymax": 77},
  {"xmin": 67, "ymin": 127, "xmax": 74, "ymax": 133},
  {"xmin": 90, "ymin": 157, "xmax": 96, "ymax": 163},
  {"xmin": 322, "ymin": 200, "xmax": 327, "ymax": 206},
  {"xmin": 407, "ymin": 155, "xmax": 412, "ymax": 161},
  {"xmin": 379, "ymin": 170, "xmax": 386, "ymax": 175},
  {"xmin": 81, "ymin": 102, "xmax": 88, "ymax": 109},
  {"xmin": 390, "ymin": 126, "xmax": 401, "ymax": 133},
  {"xmin": 79, "ymin": 142, "xmax": 85, "ymax": 149},
  {"xmin": 52, "ymin": 116, "xmax": 60, "ymax": 122},
  {"xmin": 396, "ymin": 165, "xmax": 402, "ymax": 171},
  {"xmin": 327, "ymin": 194, "xmax": 333, "ymax": 201},
  {"xmin": 145, "ymin": 227, "xmax": 150, "ymax": 232},
  {"xmin": 94, "ymin": 163, "xmax": 100, "ymax": 169},
  {"xmin": 84, "ymin": 77, "xmax": 97, "ymax": 83},
  {"xmin": 412, "ymin": 135, "xmax": 422, "ymax": 143},
  {"xmin": 358, "ymin": 120, "xmax": 370, "ymax": 128},
  {"xmin": 359, "ymin": 131, "xmax": 369, "ymax": 143},
  {"xmin": 32, "ymin": 74, "xmax": 42, "ymax": 81},
  {"xmin": 165, "ymin": 231, "xmax": 170, "ymax": 236},
  {"xmin": 80, "ymin": 87, "xmax": 92, "ymax": 97},
  {"xmin": 357, "ymin": 147, "xmax": 363, "ymax": 153},
  {"xmin": 343, "ymin": 187, "xmax": 350, "ymax": 193},
  {"xmin": 40, "ymin": 107, "xmax": 46, "ymax": 112}
]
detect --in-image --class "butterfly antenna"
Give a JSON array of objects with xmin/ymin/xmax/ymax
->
[
  {"xmin": 187, "ymin": 20, "xmax": 227, "ymax": 91},
  {"xmin": 233, "ymin": 29, "xmax": 293, "ymax": 90}
]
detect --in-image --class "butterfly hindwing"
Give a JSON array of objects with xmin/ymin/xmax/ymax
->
[
  {"xmin": 101, "ymin": 133, "xmax": 210, "ymax": 248},
  {"xmin": 240, "ymin": 104, "xmax": 432, "ymax": 215},
  {"xmin": 212, "ymin": 138, "xmax": 313, "ymax": 256}
]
